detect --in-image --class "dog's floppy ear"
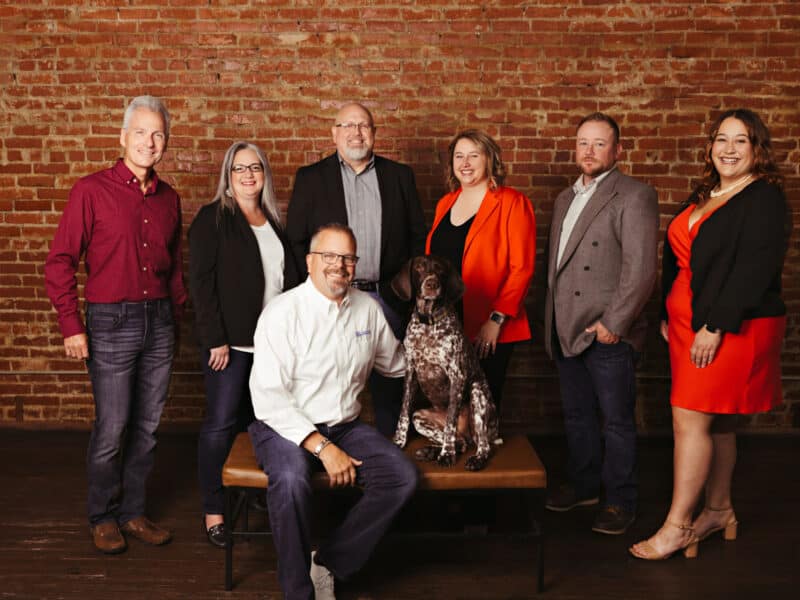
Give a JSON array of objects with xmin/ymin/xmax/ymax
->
[
  {"xmin": 390, "ymin": 258, "xmax": 414, "ymax": 301},
  {"xmin": 444, "ymin": 260, "xmax": 466, "ymax": 303}
]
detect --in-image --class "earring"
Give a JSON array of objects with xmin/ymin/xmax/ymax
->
[{"xmin": 225, "ymin": 188, "xmax": 233, "ymax": 198}]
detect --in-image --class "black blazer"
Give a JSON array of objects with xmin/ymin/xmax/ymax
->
[
  {"xmin": 662, "ymin": 179, "xmax": 788, "ymax": 334},
  {"xmin": 286, "ymin": 153, "xmax": 427, "ymax": 301},
  {"xmin": 188, "ymin": 201, "xmax": 300, "ymax": 349}
]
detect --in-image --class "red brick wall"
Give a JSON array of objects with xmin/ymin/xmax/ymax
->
[{"xmin": 1, "ymin": 1, "xmax": 798, "ymax": 432}]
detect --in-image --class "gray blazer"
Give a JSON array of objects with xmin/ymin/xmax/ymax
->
[{"xmin": 544, "ymin": 168, "xmax": 659, "ymax": 358}]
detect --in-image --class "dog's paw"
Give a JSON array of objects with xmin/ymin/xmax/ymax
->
[
  {"xmin": 465, "ymin": 454, "xmax": 488, "ymax": 471},
  {"xmin": 437, "ymin": 451, "xmax": 457, "ymax": 467},
  {"xmin": 414, "ymin": 445, "xmax": 439, "ymax": 462},
  {"xmin": 393, "ymin": 433, "xmax": 407, "ymax": 448}
]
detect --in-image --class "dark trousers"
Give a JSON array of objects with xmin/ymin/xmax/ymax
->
[
  {"xmin": 367, "ymin": 290, "xmax": 406, "ymax": 436},
  {"xmin": 555, "ymin": 340, "xmax": 638, "ymax": 512},
  {"xmin": 480, "ymin": 342, "xmax": 515, "ymax": 410},
  {"xmin": 197, "ymin": 348, "xmax": 255, "ymax": 515},
  {"xmin": 85, "ymin": 299, "xmax": 175, "ymax": 525},
  {"xmin": 248, "ymin": 419, "xmax": 418, "ymax": 600}
]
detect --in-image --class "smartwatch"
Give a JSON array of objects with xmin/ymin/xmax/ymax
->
[{"xmin": 490, "ymin": 311, "xmax": 506, "ymax": 325}]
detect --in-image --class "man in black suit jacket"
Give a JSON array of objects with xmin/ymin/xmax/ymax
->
[{"xmin": 286, "ymin": 102, "xmax": 427, "ymax": 435}]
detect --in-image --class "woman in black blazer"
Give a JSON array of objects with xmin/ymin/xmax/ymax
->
[
  {"xmin": 189, "ymin": 141, "xmax": 299, "ymax": 547},
  {"xmin": 631, "ymin": 109, "xmax": 788, "ymax": 560}
]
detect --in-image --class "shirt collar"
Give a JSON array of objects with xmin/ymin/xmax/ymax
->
[
  {"xmin": 573, "ymin": 165, "xmax": 616, "ymax": 195},
  {"xmin": 300, "ymin": 277, "xmax": 351, "ymax": 314},
  {"xmin": 337, "ymin": 151, "xmax": 375, "ymax": 175},
  {"xmin": 112, "ymin": 158, "xmax": 159, "ymax": 194}
]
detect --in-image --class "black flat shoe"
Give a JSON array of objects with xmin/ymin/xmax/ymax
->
[{"xmin": 203, "ymin": 518, "xmax": 226, "ymax": 548}]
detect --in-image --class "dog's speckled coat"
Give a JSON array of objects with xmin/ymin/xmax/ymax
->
[{"xmin": 391, "ymin": 256, "xmax": 500, "ymax": 471}]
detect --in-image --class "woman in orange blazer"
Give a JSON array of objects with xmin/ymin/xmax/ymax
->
[{"xmin": 426, "ymin": 129, "xmax": 536, "ymax": 408}]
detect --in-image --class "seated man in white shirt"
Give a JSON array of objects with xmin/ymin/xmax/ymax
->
[{"xmin": 248, "ymin": 223, "xmax": 418, "ymax": 600}]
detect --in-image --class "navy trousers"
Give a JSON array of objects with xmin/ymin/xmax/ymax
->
[
  {"xmin": 197, "ymin": 348, "xmax": 255, "ymax": 515},
  {"xmin": 248, "ymin": 419, "xmax": 418, "ymax": 600},
  {"xmin": 85, "ymin": 299, "xmax": 175, "ymax": 525},
  {"xmin": 555, "ymin": 340, "xmax": 638, "ymax": 512},
  {"xmin": 367, "ymin": 291, "xmax": 406, "ymax": 436}
]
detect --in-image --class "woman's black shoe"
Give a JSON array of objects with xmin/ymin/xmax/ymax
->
[{"xmin": 203, "ymin": 518, "xmax": 226, "ymax": 548}]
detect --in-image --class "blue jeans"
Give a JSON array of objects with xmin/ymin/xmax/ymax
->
[
  {"xmin": 555, "ymin": 340, "xmax": 638, "ymax": 512},
  {"xmin": 367, "ymin": 291, "xmax": 405, "ymax": 436},
  {"xmin": 197, "ymin": 348, "xmax": 255, "ymax": 515},
  {"xmin": 248, "ymin": 419, "xmax": 418, "ymax": 600},
  {"xmin": 85, "ymin": 299, "xmax": 175, "ymax": 525}
]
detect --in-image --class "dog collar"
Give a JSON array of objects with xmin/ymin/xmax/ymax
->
[{"xmin": 416, "ymin": 306, "xmax": 449, "ymax": 325}]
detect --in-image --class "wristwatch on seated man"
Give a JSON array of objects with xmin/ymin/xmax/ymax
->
[{"xmin": 489, "ymin": 311, "xmax": 506, "ymax": 325}]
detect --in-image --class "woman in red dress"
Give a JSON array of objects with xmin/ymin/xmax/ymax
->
[{"xmin": 630, "ymin": 109, "xmax": 788, "ymax": 560}]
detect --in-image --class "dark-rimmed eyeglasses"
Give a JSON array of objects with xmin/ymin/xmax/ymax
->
[
  {"xmin": 310, "ymin": 251, "xmax": 359, "ymax": 266},
  {"xmin": 231, "ymin": 163, "xmax": 264, "ymax": 174},
  {"xmin": 334, "ymin": 122, "xmax": 374, "ymax": 132}
]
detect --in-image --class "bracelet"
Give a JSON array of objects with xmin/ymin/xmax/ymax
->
[{"xmin": 312, "ymin": 438, "xmax": 331, "ymax": 458}]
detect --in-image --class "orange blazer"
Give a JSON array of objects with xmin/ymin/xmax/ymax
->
[{"xmin": 426, "ymin": 185, "xmax": 536, "ymax": 343}]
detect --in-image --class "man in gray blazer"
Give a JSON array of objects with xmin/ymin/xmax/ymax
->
[{"xmin": 544, "ymin": 113, "xmax": 659, "ymax": 535}]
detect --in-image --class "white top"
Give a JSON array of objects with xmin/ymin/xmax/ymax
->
[
  {"xmin": 557, "ymin": 167, "xmax": 616, "ymax": 268},
  {"xmin": 249, "ymin": 277, "xmax": 405, "ymax": 445},
  {"xmin": 231, "ymin": 222, "xmax": 285, "ymax": 353}
]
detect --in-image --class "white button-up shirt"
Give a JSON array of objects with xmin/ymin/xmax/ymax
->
[{"xmin": 249, "ymin": 278, "xmax": 405, "ymax": 445}]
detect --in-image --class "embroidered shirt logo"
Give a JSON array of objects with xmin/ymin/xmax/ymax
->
[{"xmin": 355, "ymin": 329, "xmax": 371, "ymax": 338}]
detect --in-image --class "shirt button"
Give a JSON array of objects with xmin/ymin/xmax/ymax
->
[
  {"xmin": 142, "ymin": 267, "xmax": 148, "ymax": 271},
  {"xmin": 143, "ymin": 290, "xmax": 149, "ymax": 295},
  {"xmin": 143, "ymin": 242, "xmax": 148, "ymax": 247},
  {"xmin": 144, "ymin": 219, "xmax": 149, "ymax": 224}
]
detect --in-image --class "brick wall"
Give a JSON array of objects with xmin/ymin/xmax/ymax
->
[{"xmin": 1, "ymin": 1, "xmax": 798, "ymax": 433}]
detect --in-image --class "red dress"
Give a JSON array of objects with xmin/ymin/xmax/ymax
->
[{"xmin": 666, "ymin": 204, "xmax": 785, "ymax": 414}]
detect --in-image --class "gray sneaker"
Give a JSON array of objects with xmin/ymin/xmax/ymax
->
[
  {"xmin": 591, "ymin": 505, "xmax": 635, "ymax": 535},
  {"xmin": 545, "ymin": 484, "xmax": 600, "ymax": 512},
  {"xmin": 310, "ymin": 550, "xmax": 336, "ymax": 600}
]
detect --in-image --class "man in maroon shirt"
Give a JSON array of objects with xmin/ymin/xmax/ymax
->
[{"xmin": 44, "ymin": 95, "xmax": 187, "ymax": 554}]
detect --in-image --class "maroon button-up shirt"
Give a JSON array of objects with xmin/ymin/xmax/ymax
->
[{"xmin": 45, "ymin": 159, "xmax": 187, "ymax": 338}]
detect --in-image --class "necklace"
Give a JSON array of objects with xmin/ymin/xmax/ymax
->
[{"xmin": 709, "ymin": 174, "xmax": 753, "ymax": 198}]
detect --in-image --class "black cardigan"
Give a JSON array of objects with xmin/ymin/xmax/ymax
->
[
  {"xmin": 661, "ymin": 179, "xmax": 788, "ymax": 334},
  {"xmin": 188, "ymin": 201, "xmax": 300, "ymax": 349}
]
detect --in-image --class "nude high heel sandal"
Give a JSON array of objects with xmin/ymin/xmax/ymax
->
[
  {"xmin": 697, "ymin": 506, "xmax": 738, "ymax": 542},
  {"xmin": 629, "ymin": 521, "xmax": 699, "ymax": 560}
]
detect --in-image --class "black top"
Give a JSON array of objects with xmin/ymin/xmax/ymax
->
[
  {"xmin": 188, "ymin": 201, "xmax": 300, "ymax": 349},
  {"xmin": 429, "ymin": 209, "xmax": 475, "ymax": 276},
  {"xmin": 661, "ymin": 178, "xmax": 788, "ymax": 334}
]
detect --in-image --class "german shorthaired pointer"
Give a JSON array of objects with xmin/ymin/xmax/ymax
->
[{"xmin": 391, "ymin": 255, "xmax": 501, "ymax": 471}]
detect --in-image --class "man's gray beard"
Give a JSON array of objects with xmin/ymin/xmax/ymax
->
[{"xmin": 343, "ymin": 146, "xmax": 372, "ymax": 162}]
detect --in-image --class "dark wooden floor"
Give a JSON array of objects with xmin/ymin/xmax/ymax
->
[{"xmin": 1, "ymin": 430, "xmax": 798, "ymax": 599}]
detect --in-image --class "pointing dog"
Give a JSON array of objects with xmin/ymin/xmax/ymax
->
[{"xmin": 391, "ymin": 255, "xmax": 501, "ymax": 471}]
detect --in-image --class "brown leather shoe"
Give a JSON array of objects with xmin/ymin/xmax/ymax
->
[
  {"xmin": 90, "ymin": 521, "xmax": 127, "ymax": 554},
  {"xmin": 120, "ymin": 516, "xmax": 172, "ymax": 545}
]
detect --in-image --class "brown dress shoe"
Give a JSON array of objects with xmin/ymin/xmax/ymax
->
[
  {"xmin": 90, "ymin": 521, "xmax": 127, "ymax": 554},
  {"xmin": 120, "ymin": 516, "xmax": 173, "ymax": 545}
]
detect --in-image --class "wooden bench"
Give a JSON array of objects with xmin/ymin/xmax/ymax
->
[{"xmin": 222, "ymin": 431, "xmax": 547, "ymax": 593}]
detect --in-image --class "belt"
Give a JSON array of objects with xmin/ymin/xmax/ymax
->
[{"xmin": 350, "ymin": 279, "xmax": 378, "ymax": 292}]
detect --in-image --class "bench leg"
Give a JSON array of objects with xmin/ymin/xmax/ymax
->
[
  {"xmin": 526, "ymin": 488, "xmax": 546, "ymax": 593},
  {"xmin": 225, "ymin": 486, "xmax": 234, "ymax": 591}
]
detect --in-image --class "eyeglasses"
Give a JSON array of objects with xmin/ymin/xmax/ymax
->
[
  {"xmin": 335, "ymin": 122, "xmax": 374, "ymax": 132},
  {"xmin": 231, "ymin": 163, "xmax": 264, "ymax": 174},
  {"xmin": 310, "ymin": 251, "xmax": 359, "ymax": 266}
]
